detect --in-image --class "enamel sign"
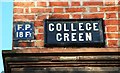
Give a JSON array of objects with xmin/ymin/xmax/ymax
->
[
  {"xmin": 13, "ymin": 22, "xmax": 34, "ymax": 40},
  {"xmin": 44, "ymin": 19, "xmax": 105, "ymax": 47}
]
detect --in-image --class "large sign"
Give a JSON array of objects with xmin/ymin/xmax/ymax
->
[
  {"xmin": 13, "ymin": 22, "xmax": 34, "ymax": 40},
  {"xmin": 44, "ymin": 19, "xmax": 105, "ymax": 47}
]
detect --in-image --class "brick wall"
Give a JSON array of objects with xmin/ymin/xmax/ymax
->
[{"xmin": 13, "ymin": 0, "xmax": 120, "ymax": 49}]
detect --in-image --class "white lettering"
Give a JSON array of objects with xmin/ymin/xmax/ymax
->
[
  {"xmin": 71, "ymin": 23, "xmax": 76, "ymax": 31},
  {"xmin": 17, "ymin": 25, "xmax": 22, "ymax": 30},
  {"xmin": 79, "ymin": 23, "xmax": 84, "ymax": 31},
  {"xmin": 86, "ymin": 23, "xmax": 92, "ymax": 31},
  {"xmin": 71, "ymin": 33, "xmax": 77, "ymax": 41},
  {"xmin": 25, "ymin": 24, "xmax": 31, "ymax": 30},
  {"xmin": 64, "ymin": 23, "xmax": 69, "ymax": 31},
  {"xmin": 56, "ymin": 23, "xmax": 62, "ymax": 31},
  {"xmin": 79, "ymin": 33, "xmax": 84, "ymax": 41},
  {"xmin": 86, "ymin": 33, "xmax": 92, "ymax": 41},
  {"xmin": 16, "ymin": 32, "xmax": 19, "ymax": 37},
  {"xmin": 25, "ymin": 32, "xmax": 31, "ymax": 37},
  {"xmin": 49, "ymin": 23, "xmax": 54, "ymax": 31},
  {"xmin": 56, "ymin": 33, "xmax": 62, "ymax": 41},
  {"xmin": 93, "ymin": 23, "xmax": 99, "ymax": 31},
  {"xmin": 19, "ymin": 32, "xmax": 23, "ymax": 37},
  {"xmin": 64, "ymin": 33, "xmax": 69, "ymax": 41}
]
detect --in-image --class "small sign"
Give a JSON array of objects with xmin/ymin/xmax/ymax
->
[
  {"xmin": 44, "ymin": 19, "xmax": 105, "ymax": 47},
  {"xmin": 13, "ymin": 22, "xmax": 34, "ymax": 40}
]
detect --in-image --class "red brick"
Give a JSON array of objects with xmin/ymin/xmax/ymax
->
[
  {"xmin": 83, "ymin": 13, "xmax": 104, "ymax": 18},
  {"xmin": 118, "ymin": 13, "xmax": 120, "ymax": 18},
  {"xmin": 35, "ymin": 34, "xmax": 44, "ymax": 40},
  {"xmin": 83, "ymin": 2, "xmax": 103, "ymax": 6},
  {"xmin": 106, "ymin": 26, "xmax": 118, "ymax": 32},
  {"xmin": 38, "ymin": 27, "xmax": 44, "ymax": 33},
  {"xmin": 106, "ymin": 33, "xmax": 118, "ymax": 38},
  {"xmin": 71, "ymin": 2, "xmax": 80, "ymax": 6},
  {"xmin": 88, "ymin": 0, "xmax": 103, "ymax": 1},
  {"xmin": 106, "ymin": 13, "xmax": 116, "ymax": 19},
  {"xmin": 104, "ymin": 20, "xmax": 119, "ymax": 25},
  {"xmin": 34, "ymin": 21, "xmax": 43, "ymax": 27},
  {"xmin": 119, "ymin": 34, "xmax": 120, "ymax": 38},
  {"xmin": 50, "ymin": 14, "xmax": 69, "ymax": 19},
  {"xmin": 100, "ymin": 7, "xmax": 119, "ymax": 12},
  {"xmin": 14, "ymin": 15, "xmax": 34, "ymax": 20},
  {"xmin": 37, "ymin": 15, "xmax": 47, "ymax": 20},
  {"xmin": 119, "ymin": 1, "xmax": 120, "ymax": 5},
  {"xmin": 49, "ymin": 2, "xmax": 68, "ymax": 6},
  {"xmin": 66, "ymin": 8, "xmax": 86, "ymax": 12},
  {"xmin": 72, "ymin": 14, "xmax": 81, "ymax": 19},
  {"xmin": 108, "ymin": 40, "xmax": 118, "ymax": 47},
  {"xmin": 89, "ymin": 7, "xmax": 97, "ymax": 12},
  {"xmin": 14, "ymin": 2, "xmax": 34, "ymax": 7},
  {"xmin": 31, "ymin": 8, "xmax": 52, "ymax": 13},
  {"xmin": 105, "ymin": 1, "xmax": 115, "ymax": 5},
  {"xmin": 118, "ymin": 25, "xmax": 120, "ymax": 32},
  {"xmin": 54, "ymin": 8, "xmax": 64, "ymax": 13},
  {"xmin": 14, "ymin": 8, "xmax": 24, "ymax": 13},
  {"xmin": 25, "ymin": 8, "xmax": 29, "ymax": 13},
  {"xmin": 35, "ymin": 41, "xmax": 44, "ymax": 47},
  {"xmin": 19, "ymin": 42, "xmax": 34, "ymax": 47},
  {"xmin": 37, "ymin": 2, "xmax": 46, "ymax": 6}
]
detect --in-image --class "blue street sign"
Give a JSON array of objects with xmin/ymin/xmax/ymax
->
[
  {"xmin": 44, "ymin": 19, "xmax": 105, "ymax": 47},
  {"xmin": 13, "ymin": 22, "xmax": 34, "ymax": 40}
]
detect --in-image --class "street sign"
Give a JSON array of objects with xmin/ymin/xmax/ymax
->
[
  {"xmin": 13, "ymin": 22, "xmax": 34, "ymax": 40},
  {"xmin": 44, "ymin": 19, "xmax": 105, "ymax": 47}
]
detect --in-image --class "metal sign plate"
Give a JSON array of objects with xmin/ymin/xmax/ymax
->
[
  {"xmin": 44, "ymin": 19, "xmax": 105, "ymax": 47},
  {"xmin": 13, "ymin": 22, "xmax": 34, "ymax": 40}
]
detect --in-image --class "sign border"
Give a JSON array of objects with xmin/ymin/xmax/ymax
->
[
  {"xmin": 44, "ymin": 18, "xmax": 105, "ymax": 47},
  {"xmin": 13, "ymin": 21, "xmax": 34, "ymax": 40}
]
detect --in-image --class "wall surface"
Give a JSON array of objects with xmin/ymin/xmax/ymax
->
[{"xmin": 13, "ymin": 0, "xmax": 120, "ymax": 49}]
